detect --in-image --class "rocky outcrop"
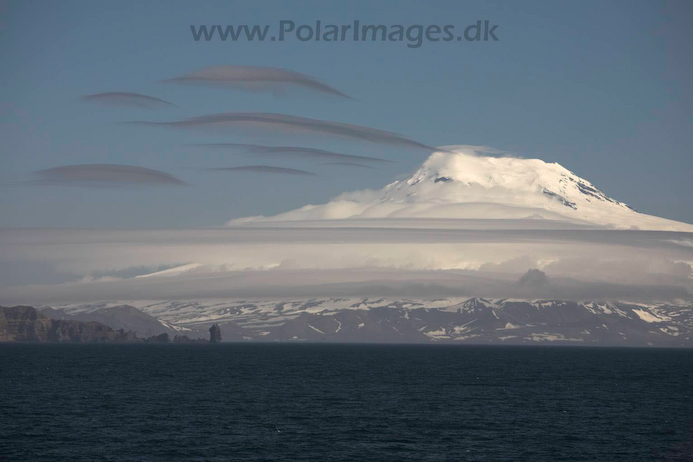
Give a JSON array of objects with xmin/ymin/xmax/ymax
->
[
  {"xmin": 145, "ymin": 333, "xmax": 170, "ymax": 343},
  {"xmin": 173, "ymin": 335, "xmax": 209, "ymax": 344},
  {"xmin": 209, "ymin": 324, "xmax": 221, "ymax": 343},
  {"xmin": 49, "ymin": 320, "xmax": 138, "ymax": 343},
  {"xmin": 0, "ymin": 306, "xmax": 53, "ymax": 341},
  {"xmin": 1, "ymin": 306, "xmax": 215, "ymax": 344},
  {"xmin": 1, "ymin": 306, "xmax": 139, "ymax": 343},
  {"xmin": 40, "ymin": 305, "xmax": 178, "ymax": 337}
]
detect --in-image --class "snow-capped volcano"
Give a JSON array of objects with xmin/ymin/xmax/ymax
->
[{"xmin": 229, "ymin": 146, "xmax": 693, "ymax": 231}]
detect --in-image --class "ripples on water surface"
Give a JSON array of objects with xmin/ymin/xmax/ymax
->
[{"xmin": 1, "ymin": 344, "xmax": 692, "ymax": 461}]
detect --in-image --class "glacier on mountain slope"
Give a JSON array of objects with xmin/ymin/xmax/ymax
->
[{"xmin": 228, "ymin": 146, "xmax": 693, "ymax": 231}]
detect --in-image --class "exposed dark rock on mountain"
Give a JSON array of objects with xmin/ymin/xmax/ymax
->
[{"xmin": 209, "ymin": 324, "xmax": 221, "ymax": 343}]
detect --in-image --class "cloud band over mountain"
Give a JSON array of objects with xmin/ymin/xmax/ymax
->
[{"xmin": 0, "ymin": 226, "xmax": 690, "ymax": 304}]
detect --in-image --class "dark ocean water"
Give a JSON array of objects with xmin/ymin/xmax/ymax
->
[{"xmin": 1, "ymin": 345, "xmax": 692, "ymax": 462}]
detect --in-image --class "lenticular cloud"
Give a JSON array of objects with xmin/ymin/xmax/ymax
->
[
  {"xmin": 206, "ymin": 166, "xmax": 317, "ymax": 176},
  {"xmin": 188, "ymin": 143, "xmax": 391, "ymax": 164},
  {"xmin": 131, "ymin": 113, "xmax": 438, "ymax": 151},
  {"xmin": 81, "ymin": 92, "xmax": 175, "ymax": 109},
  {"xmin": 35, "ymin": 164, "xmax": 186, "ymax": 187},
  {"xmin": 163, "ymin": 65, "xmax": 352, "ymax": 98}
]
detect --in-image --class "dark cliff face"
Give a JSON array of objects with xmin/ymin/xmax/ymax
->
[
  {"xmin": 65, "ymin": 305, "xmax": 176, "ymax": 338},
  {"xmin": 0, "ymin": 306, "xmax": 139, "ymax": 343},
  {"xmin": 39, "ymin": 305, "xmax": 177, "ymax": 338},
  {"xmin": 0, "ymin": 306, "xmax": 53, "ymax": 342},
  {"xmin": 49, "ymin": 320, "xmax": 138, "ymax": 343}
]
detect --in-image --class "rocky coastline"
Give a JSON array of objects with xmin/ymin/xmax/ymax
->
[{"xmin": 0, "ymin": 306, "xmax": 211, "ymax": 344}]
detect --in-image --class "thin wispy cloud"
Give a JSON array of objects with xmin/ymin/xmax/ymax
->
[
  {"xmin": 81, "ymin": 92, "xmax": 175, "ymax": 109},
  {"xmin": 206, "ymin": 166, "xmax": 317, "ymax": 176},
  {"xmin": 129, "ymin": 113, "xmax": 439, "ymax": 151},
  {"xmin": 35, "ymin": 164, "xmax": 186, "ymax": 187},
  {"xmin": 2, "ymin": 268, "xmax": 689, "ymax": 305},
  {"xmin": 188, "ymin": 143, "xmax": 391, "ymax": 164},
  {"xmin": 162, "ymin": 65, "xmax": 351, "ymax": 99},
  {"xmin": 438, "ymin": 145, "xmax": 516, "ymax": 158},
  {"xmin": 321, "ymin": 162, "xmax": 377, "ymax": 169}
]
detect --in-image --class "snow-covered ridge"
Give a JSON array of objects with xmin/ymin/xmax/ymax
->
[
  {"xmin": 54, "ymin": 297, "xmax": 692, "ymax": 328},
  {"xmin": 228, "ymin": 146, "xmax": 693, "ymax": 231},
  {"xmin": 50, "ymin": 297, "xmax": 693, "ymax": 346}
]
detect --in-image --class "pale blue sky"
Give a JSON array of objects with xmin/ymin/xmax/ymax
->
[{"xmin": 1, "ymin": 0, "xmax": 691, "ymax": 228}]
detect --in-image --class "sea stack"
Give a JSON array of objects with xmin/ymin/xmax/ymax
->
[{"xmin": 209, "ymin": 324, "xmax": 221, "ymax": 343}]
